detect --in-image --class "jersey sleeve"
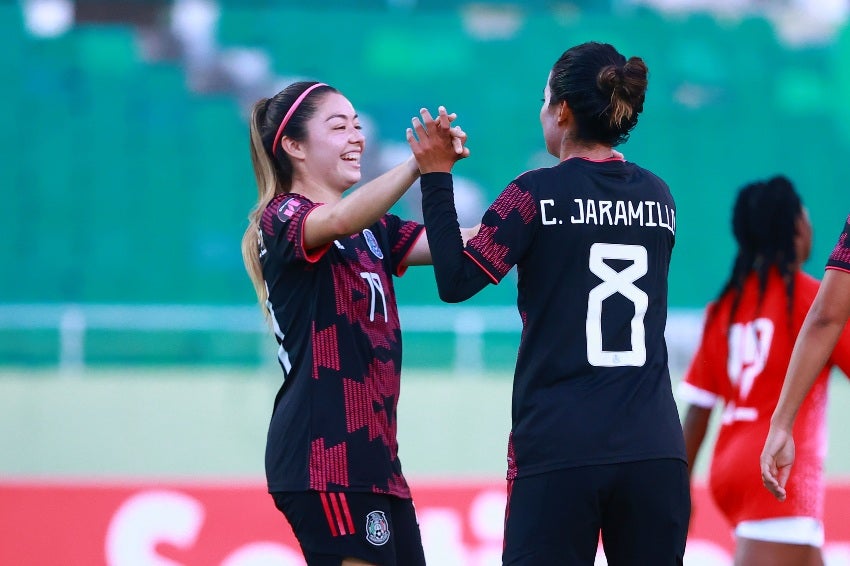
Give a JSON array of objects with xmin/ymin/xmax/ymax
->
[
  {"xmin": 826, "ymin": 214, "xmax": 850, "ymax": 273},
  {"xmin": 383, "ymin": 213, "xmax": 424, "ymax": 277},
  {"xmin": 464, "ymin": 179, "xmax": 539, "ymax": 283},
  {"xmin": 420, "ymin": 172, "xmax": 497, "ymax": 302},
  {"xmin": 678, "ymin": 305, "xmax": 724, "ymax": 408},
  {"xmin": 260, "ymin": 195, "xmax": 330, "ymax": 264}
]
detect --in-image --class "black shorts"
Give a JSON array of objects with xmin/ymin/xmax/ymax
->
[
  {"xmin": 272, "ymin": 491, "xmax": 426, "ymax": 566},
  {"xmin": 503, "ymin": 459, "xmax": 690, "ymax": 566}
]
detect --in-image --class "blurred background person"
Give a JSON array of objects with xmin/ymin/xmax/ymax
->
[
  {"xmin": 679, "ymin": 176, "xmax": 850, "ymax": 566},
  {"xmin": 762, "ymin": 214, "xmax": 850, "ymax": 504}
]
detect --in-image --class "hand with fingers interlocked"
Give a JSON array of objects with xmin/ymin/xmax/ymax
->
[{"xmin": 406, "ymin": 106, "xmax": 470, "ymax": 174}]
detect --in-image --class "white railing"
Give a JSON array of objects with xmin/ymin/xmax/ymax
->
[{"xmin": 0, "ymin": 304, "xmax": 704, "ymax": 375}]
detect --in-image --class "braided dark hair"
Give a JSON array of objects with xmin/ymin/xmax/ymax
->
[{"xmin": 716, "ymin": 175, "xmax": 803, "ymax": 321}]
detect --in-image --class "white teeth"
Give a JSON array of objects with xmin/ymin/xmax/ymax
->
[{"xmin": 341, "ymin": 153, "xmax": 360, "ymax": 162}]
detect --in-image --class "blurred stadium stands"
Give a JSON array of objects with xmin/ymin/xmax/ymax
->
[{"xmin": 3, "ymin": 1, "xmax": 850, "ymax": 369}]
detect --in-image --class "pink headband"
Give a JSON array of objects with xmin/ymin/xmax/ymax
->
[{"xmin": 272, "ymin": 82, "xmax": 328, "ymax": 156}]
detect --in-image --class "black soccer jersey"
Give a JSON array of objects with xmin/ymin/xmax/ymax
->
[
  {"xmin": 258, "ymin": 192, "xmax": 424, "ymax": 497},
  {"xmin": 827, "ymin": 214, "xmax": 850, "ymax": 272},
  {"xmin": 425, "ymin": 158, "xmax": 686, "ymax": 480}
]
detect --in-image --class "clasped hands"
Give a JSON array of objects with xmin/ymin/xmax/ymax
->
[{"xmin": 407, "ymin": 106, "xmax": 470, "ymax": 174}]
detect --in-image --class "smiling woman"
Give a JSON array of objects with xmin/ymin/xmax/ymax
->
[{"xmin": 240, "ymin": 80, "xmax": 475, "ymax": 566}]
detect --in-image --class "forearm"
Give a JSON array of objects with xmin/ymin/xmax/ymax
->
[
  {"xmin": 304, "ymin": 158, "xmax": 419, "ymax": 249},
  {"xmin": 771, "ymin": 315, "xmax": 843, "ymax": 429},
  {"xmin": 403, "ymin": 224, "xmax": 482, "ymax": 266},
  {"xmin": 337, "ymin": 157, "xmax": 419, "ymax": 232},
  {"xmin": 773, "ymin": 270, "xmax": 850, "ymax": 428},
  {"xmin": 420, "ymin": 173, "xmax": 490, "ymax": 302}
]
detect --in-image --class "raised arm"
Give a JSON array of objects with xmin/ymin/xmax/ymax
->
[
  {"xmin": 419, "ymin": 174, "xmax": 491, "ymax": 302},
  {"xmin": 407, "ymin": 108, "xmax": 491, "ymax": 302},
  {"xmin": 303, "ymin": 157, "xmax": 420, "ymax": 249},
  {"xmin": 304, "ymin": 109, "xmax": 468, "ymax": 250}
]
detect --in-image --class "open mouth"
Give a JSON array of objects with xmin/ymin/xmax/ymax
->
[{"xmin": 341, "ymin": 152, "xmax": 361, "ymax": 165}]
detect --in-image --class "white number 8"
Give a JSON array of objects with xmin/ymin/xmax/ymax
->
[{"xmin": 586, "ymin": 243, "xmax": 648, "ymax": 367}]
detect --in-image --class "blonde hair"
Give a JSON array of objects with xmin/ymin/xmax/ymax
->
[
  {"xmin": 240, "ymin": 82, "xmax": 335, "ymax": 314},
  {"xmin": 241, "ymin": 98, "xmax": 284, "ymax": 315}
]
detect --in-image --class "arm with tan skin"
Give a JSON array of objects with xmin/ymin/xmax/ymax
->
[
  {"xmin": 302, "ymin": 109, "xmax": 467, "ymax": 250},
  {"xmin": 303, "ymin": 156, "xmax": 420, "ymax": 250},
  {"xmin": 407, "ymin": 107, "xmax": 469, "ymax": 175},
  {"xmin": 403, "ymin": 224, "xmax": 482, "ymax": 266},
  {"xmin": 761, "ymin": 268, "xmax": 850, "ymax": 501}
]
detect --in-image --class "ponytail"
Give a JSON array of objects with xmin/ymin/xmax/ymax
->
[
  {"xmin": 241, "ymin": 98, "xmax": 279, "ymax": 316},
  {"xmin": 241, "ymin": 81, "xmax": 336, "ymax": 315}
]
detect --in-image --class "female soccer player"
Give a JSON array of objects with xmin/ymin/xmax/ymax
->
[
  {"xmin": 761, "ymin": 214, "xmax": 850, "ymax": 504},
  {"xmin": 681, "ymin": 177, "xmax": 850, "ymax": 566},
  {"xmin": 241, "ymin": 80, "xmax": 471, "ymax": 566},
  {"xmin": 407, "ymin": 42, "xmax": 689, "ymax": 565}
]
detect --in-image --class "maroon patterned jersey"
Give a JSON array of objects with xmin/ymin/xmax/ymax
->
[
  {"xmin": 258, "ymin": 192, "xmax": 424, "ymax": 497},
  {"xmin": 827, "ymin": 214, "xmax": 850, "ymax": 272}
]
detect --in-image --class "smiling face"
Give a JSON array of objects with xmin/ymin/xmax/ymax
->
[{"xmin": 300, "ymin": 92, "xmax": 365, "ymax": 192}]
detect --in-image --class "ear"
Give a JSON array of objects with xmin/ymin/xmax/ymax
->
[
  {"xmin": 557, "ymin": 101, "xmax": 573, "ymax": 126},
  {"xmin": 280, "ymin": 136, "xmax": 306, "ymax": 161}
]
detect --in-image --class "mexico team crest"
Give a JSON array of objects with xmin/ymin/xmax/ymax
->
[
  {"xmin": 365, "ymin": 510, "xmax": 390, "ymax": 546},
  {"xmin": 362, "ymin": 229, "xmax": 384, "ymax": 259}
]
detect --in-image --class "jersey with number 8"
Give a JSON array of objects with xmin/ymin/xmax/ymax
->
[{"xmin": 464, "ymin": 157, "xmax": 686, "ymax": 479}]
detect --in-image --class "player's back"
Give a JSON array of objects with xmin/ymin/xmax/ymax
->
[{"xmin": 506, "ymin": 157, "xmax": 685, "ymax": 478}]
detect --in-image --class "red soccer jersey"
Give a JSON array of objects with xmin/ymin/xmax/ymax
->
[{"xmin": 680, "ymin": 269, "xmax": 850, "ymax": 526}]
